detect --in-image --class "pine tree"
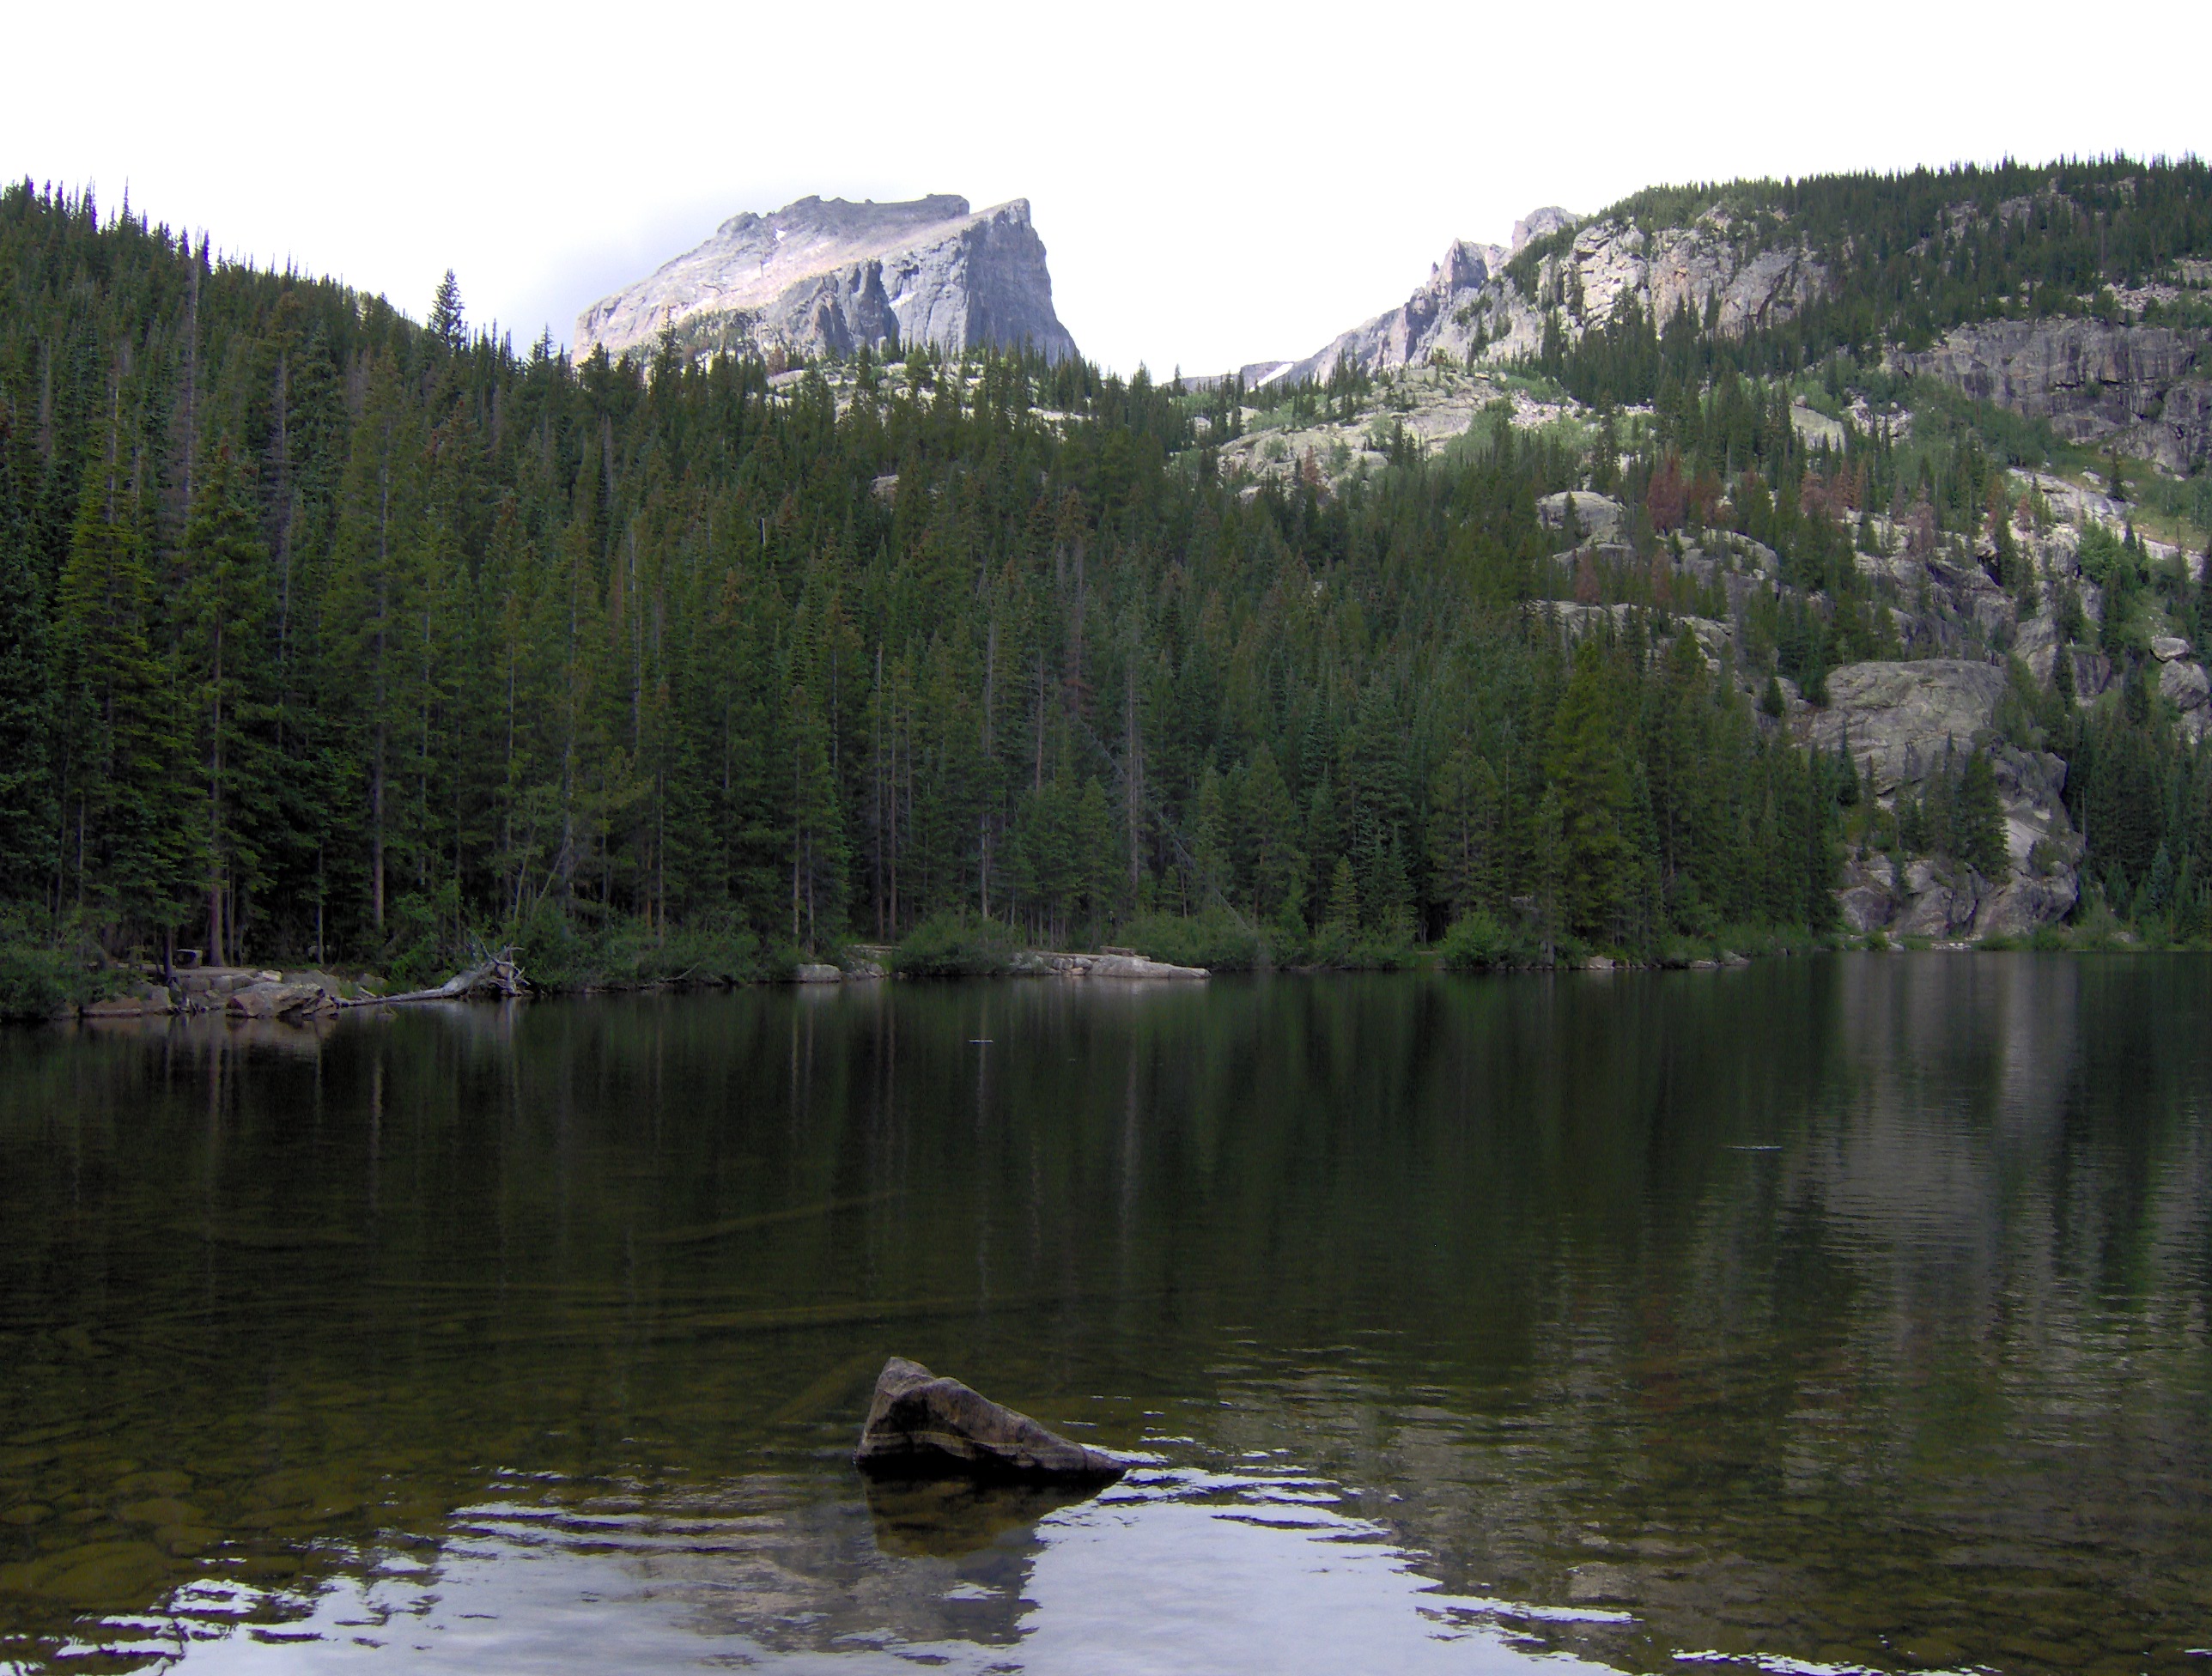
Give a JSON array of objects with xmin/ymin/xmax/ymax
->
[
  {"xmin": 179, "ymin": 444, "xmax": 276, "ymax": 963},
  {"xmin": 1425, "ymin": 745, "xmax": 1500, "ymax": 921},
  {"xmin": 1954, "ymin": 750, "xmax": 2008, "ymax": 878},
  {"xmin": 428, "ymin": 270, "xmax": 465, "ymax": 354},
  {"xmin": 1324, "ymin": 855, "xmax": 1359, "ymax": 937},
  {"xmin": 1547, "ymin": 640, "xmax": 1630, "ymax": 938},
  {"xmin": 0, "ymin": 410, "xmax": 52, "ymax": 896},
  {"xmin": 53, "ymin": 415, "xmax": 190, "ymax": 942},
  {"xmin": 1235, "ymin": 744, "xmax": 1304, "ymax": 922},
  {"xmin": 323, "ymin": 351, "xmax": 419, "ymax": 935},
  {"xmin": 788, "ymin": 682, "xmax": 847, "ymax": 950}
]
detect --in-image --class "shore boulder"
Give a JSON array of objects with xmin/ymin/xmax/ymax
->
[{"xmin": 854, "ymin": 1357, "xmax": 1127, "ymax": 1484}]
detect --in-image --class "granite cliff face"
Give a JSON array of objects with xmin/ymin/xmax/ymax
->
[
  {"xmin": 576, "ymin": 195, "xmax": 1077, "ymax": 366},
  {"xmin": 1900, "ymin": 319, "xmax": 2212, "ymax": 474}
]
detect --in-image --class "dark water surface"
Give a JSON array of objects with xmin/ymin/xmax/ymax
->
[{"xmin": 1, "ymin": 957, "xmax": 2208, "ymax": 1673}]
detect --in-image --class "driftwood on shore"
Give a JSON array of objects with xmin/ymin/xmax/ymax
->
[{"xmin": 339, "ymin": 950, "xmax": 528, "ymax": 1009}]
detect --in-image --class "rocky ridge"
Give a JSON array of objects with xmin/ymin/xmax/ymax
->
[
  {"xmin": 1259, "ymin": 199, "xmax": 2210, "ymax": 474},
  {"xmin": 1270, "ymin": 202, "xmax": 1829, "ymax": 387},
  {"xmin": 576, "ymin": 195, "xmax": 1077, "ymax": 367}
]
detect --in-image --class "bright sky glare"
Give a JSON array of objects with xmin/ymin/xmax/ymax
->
[{"xmin": 9, "ymin": 0, "xmax": 2207, "ymax": 376}]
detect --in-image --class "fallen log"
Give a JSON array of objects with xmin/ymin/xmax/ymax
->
[{"xmin": 339, "ymin": 949, "xmax": 528, "ymax": 1009}]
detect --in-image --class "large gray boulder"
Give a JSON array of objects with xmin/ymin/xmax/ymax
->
[
  {"xmin": 576, "ymin": 195, "xmax": 1078, "ymax": 367},
  {"xmin": 854, "ymin": 1357, "xmax": 1126, "ymax": 1484},
  {"xmin": 226, "ymin": 981, "xmax": 337, "ymax": 1021}
]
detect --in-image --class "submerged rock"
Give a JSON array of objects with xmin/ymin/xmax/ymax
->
[{"xmin": 854, "ymin": 1357, "xmax": 1127, "ymax": 1483}]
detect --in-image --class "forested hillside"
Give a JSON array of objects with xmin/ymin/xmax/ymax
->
[{"xmin": 0, "ymin": 181, "xmax": 1847, "ymax": 993}]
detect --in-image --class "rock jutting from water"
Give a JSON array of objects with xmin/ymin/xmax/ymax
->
[{"xmin": 853, "ymin": 1357, "xmax": 1127, "ymax": 1484}]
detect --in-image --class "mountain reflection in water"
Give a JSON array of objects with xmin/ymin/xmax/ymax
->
[{"xmin": 1, "ymin": 957, "xmax": 2207, "ymax": 1673}]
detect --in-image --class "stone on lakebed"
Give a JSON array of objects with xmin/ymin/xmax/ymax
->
[{"xmin": 853, "ymin": 1357, "xmax": 1127, "ymax": 1484}]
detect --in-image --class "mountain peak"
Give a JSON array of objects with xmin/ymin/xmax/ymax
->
[{"xmin": 577, "ymin": 193, "xmax": 1073, "ymax": 365}]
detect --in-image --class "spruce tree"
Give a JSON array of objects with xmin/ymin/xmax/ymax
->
[
  {"xmin": 180, "ymin": 444, "xmax": 277, "ymax": 963},
  {"xmin": 0, "ymin": 411, "xmax": 52, "ymax": 896},
  {"xmin": 1547, "ymin": 640, "xmax": 1630, "ymax": 938},
  {"xmin": 1954, "ymin": 750, "xmax": 2008, "ymax": 879}
]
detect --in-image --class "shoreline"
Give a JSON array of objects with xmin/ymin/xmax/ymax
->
[{"xmin": 38, "ymin": 933, "xmax": 2192, "ymax": 1029}]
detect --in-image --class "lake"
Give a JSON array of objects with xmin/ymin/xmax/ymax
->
[{"xmin": 0, "ymin": 957, "xmax": 2207, "ymax": 1674}]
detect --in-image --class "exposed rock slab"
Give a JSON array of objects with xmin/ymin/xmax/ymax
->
[
  {"xmin": 225, "ymin": 981, "xmax": 337, "ymax": 1021},
  {"xmin": 1801, "ymin": 661, "xmax": 2009, "ymax": 797},
  {"xmin": 1537, "ymin": 491, "xmax": 1625, "ymax": 543},
  {"xmin": 1901, "ymin": 319, "xmax": 2211, "ymax": 475},
  {"xmin": 576, "ymin": 195, "xmax": 1076, "ymax": 367},
  {"xmin": 80, "ymin": 984, "xmax": 176, "ymax": 1020},
  {"xmin": 1011, "ymin": 950, "xmax": 1207, "ymax": 979},
  {"xmin": 854, "ymin": 1357, "xmax": 1126, "ymax": 1483},
  {"xmin": 1802, "ymin": 660, "xmax": 2081, "ymax": 937}
]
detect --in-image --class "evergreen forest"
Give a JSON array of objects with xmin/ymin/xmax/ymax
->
[
  {"xmin": 6, "ymin": 162, "xmax": 2210, "ymax": 1006},
  {"xmin": 0, "ymin": 180, "xmax": 1855, "ymax": 999}
]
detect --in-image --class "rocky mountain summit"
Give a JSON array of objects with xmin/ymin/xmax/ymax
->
[{"xmin": 575, "ymin": 195, "xmax": 1077, "ymax": 367}]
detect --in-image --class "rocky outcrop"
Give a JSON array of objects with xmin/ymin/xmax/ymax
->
[
  {"xmin": 1800, "ymin": 660, "xmax": 2082, "ymax": 938},
  {"xmin": 576, "ymin": 195, "xmax": 1077, "ymax": 367},
  {"xmin": 854, "ymin": 1357, "xmax": 1127, "ymax": 1483},
  {"xmin": 1278, "ymin": 239, "xmax": 1505, "ymax": 386},
  {"xmin": 1275, "ymin": 203, "xmax": 1828, "ymax": 385},
  {"xmin": 1010, "ymin": 950, "xmax": 1207, "ymax": 979},
  {"xmin": 1901, "ymin": 319, "xmax": 2212, "ymax": 474},
  {"xmin": 225, "ymin": 981, "xmax": 338, "ymax": 1021},
  {"xmin": 1536, "ymin": 490, "xmax": 1626, "ymax": 543},
  {"xmin": 79, "ymin": 984, "xmax": 176, "ymax": 1020}
]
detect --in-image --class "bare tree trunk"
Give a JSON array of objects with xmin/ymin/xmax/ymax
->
[
  {"xmin": 1125, "ymin": 671, "xmax": 1144, "ymax": 894},
  {"xmin": 207, "ymin": 619, "xmax": 226, "ymax": 967}
]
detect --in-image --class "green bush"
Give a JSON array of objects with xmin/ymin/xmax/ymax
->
[
  {"xmin": 0, "ymin": 909, "xmax": 118, "ymax": 1021},
  {"xmin": 1439, "ymin": 911, "xmax": 1540, "ymax": 972},
  {"xmin": 889, "ymin": 913, "xmax": 1022, "ymax": 977},
  {"xmin": 1121, "ymin": 909, "xmax": 1264, "ymax": 971},
  {"xmin": 1298, "ymin": 920, "xmax": 1418, "ymax": 970},
  {"xmin": 509, "ymin": 905, "xmax": 778, "ymax": 990}
]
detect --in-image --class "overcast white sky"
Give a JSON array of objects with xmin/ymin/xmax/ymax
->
[{"xmin": 8, "ymin": 0, "xmax": 2206, "ymax": 375}]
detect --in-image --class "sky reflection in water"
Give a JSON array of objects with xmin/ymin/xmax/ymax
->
[{"xmin": 71, "ymin": 1466, "xmax": 1622, "ymax": 1675}]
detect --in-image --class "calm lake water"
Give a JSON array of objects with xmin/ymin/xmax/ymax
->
[{"xmin": 1, "ymin": 958, "xmax": 2207, "ymax": 1674}]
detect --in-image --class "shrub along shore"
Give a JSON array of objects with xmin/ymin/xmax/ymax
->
[{"xmin": 12, "ymin": 904, "xmax": 2179, "ymax": 1025}]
